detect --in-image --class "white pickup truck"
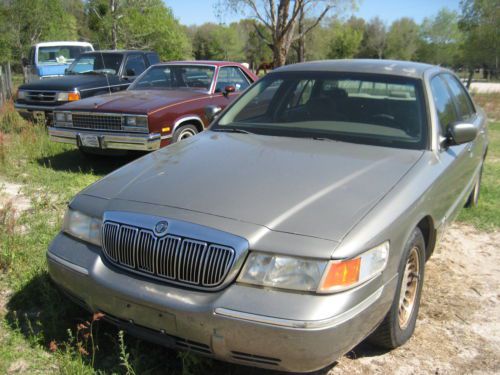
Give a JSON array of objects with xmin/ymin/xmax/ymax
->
[{"xmin": 22, "ymin": 41, "xmax": 94, "ymax": 82}]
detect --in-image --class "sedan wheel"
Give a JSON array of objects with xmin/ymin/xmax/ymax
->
[
  {"xmin": 368, "ymin": 227, "xmax": 425, "ymax": 349},
  {"xmin": 173, "ymin": 124, "xmax": 198, "ymax": 143},
  {"xmin": 398, "ymin": 246, "xmax": 420, "ymax": 329}
]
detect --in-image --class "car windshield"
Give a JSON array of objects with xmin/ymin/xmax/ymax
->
[
  {"xmin": 213, "ymin": 72, "xmax": 428, "ymax": 150},
  {"xmin": 66, "ymin": 53, "xmax": 123, "ymax": 75},
  {"xmin": 37, "ymin": 45, "xmax": 92, "ymax": 65},
  {"xmin": 130, "ymin": 65, "xmax": 215, "ymax": 91}
]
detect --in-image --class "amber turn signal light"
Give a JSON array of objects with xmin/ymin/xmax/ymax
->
[
  {"xmin": 68, "ymin": 92, "xmax": 81, "ymax": 101},
  {"xmin": 322, "ymin": 258, "xmax": 361, "ymax": 289}
]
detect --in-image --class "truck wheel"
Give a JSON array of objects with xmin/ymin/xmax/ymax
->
[
  {"xmin": 173, "ymin": 124, "xmax": 198, "ymax": 143},
  {"xmin": 368, "ymin": 227, "xmax": 425, "ymax": 349},
  {"xmin": 465, "ymin": 164, "xmax": 483, "ymax": 208}
]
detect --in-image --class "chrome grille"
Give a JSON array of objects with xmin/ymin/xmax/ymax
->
[
  {"xmin": 72, "ymin": 113, "xmax": 123, "ymax": 131},
  {"xmin": 26, "ymin": 90, "xmax": 56, "ymax": 104},
  {"xmin": 102, "ymin": 221, "xmax": 235, "ymax": 289}
]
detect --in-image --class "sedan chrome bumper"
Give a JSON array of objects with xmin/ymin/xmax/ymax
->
[
  {"xmin": 48, "ymin": 127, "xmax": 161, "ymax": 151},
  {"xmin": 47, "ymin": 232, "xmax": 397, "ymax": 372}
]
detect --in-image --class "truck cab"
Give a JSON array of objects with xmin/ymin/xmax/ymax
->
[{"xmin": 23, "ymin": 41, "xmax": 94, "ymax": 82}]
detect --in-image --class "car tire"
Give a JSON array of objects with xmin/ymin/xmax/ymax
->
[
  {"xmin": 368, "ymin": 227, "xmax": 426, "ymax": 349},
  {"xmin": 465, "ymin": 164, "xmax": 483, "ymax": 208},
  {"xmin": 173, "ymin": 124, "xmax": 198, "ymax": 143}
]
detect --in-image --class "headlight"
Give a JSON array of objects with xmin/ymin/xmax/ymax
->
[
  {"xmin": 54, "ymin": 112, "xmax": 72, "ymax": 123},
  {"xmin": 237, "ymin": 252, "xmax": 328, "ymax": 292},
  {"xmin": 17, "ymin": 90, "xmax": 27, "ymax": 100},
  {"xmin": 62, "ymin": 209, "xmax": 102, "ymax": 246},
  {"xmin": 56, "ymin": 91, "xmax": 80, "ymax": 102},
  {"xmin": 238, "ymin": 242, "xmax": 389, "ymax": 294},
  {"xmin": 318, "ymin": 242, "xmax": 389, "ymax": 293},
  {"xmin": 124, "ymin": 115, "xmax": 148, "ymax": 130}
]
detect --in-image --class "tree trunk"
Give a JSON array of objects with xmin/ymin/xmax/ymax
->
[
  {"xmin": 466, "ymin": 68, "xmax": 474, "ymax": 89},
  {"xmin": 110, "ymin": 0, "xmax": 118, "ymax": 49},
  {"xmin": 273, "ymin": 42, "xmax": 287, "ymax": 67},
  {"xmin": 297, "ymin": 8, "xmax": 305, "ymax": 62}
]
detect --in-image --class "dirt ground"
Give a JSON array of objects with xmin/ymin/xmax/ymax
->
[
  {"xmin": 1, "ymin": 181, "xmax": 499, "ymax": 374},
  {"xmin": 331, "ymin": 224, "xmax": 500, "ymax": 375}
]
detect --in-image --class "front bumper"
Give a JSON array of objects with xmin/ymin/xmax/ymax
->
[
  {"xmin": 48, "ymin": 127, "xmax": 161, "ymax": 151},
  {"xmin": 14, "ymin": 102, "xmax": 59, "ymax": 113},
  {"xmin": 47, "ymin": 233, "xmax": 397, "ymax": 372}
]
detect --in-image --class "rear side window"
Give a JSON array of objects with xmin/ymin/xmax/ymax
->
[
  {"xmin": 430, "ymin": 75, "xmax": 458, "ymax": 134},
  {"xmin": 442, "ymin": 74, "xmax": 475, "ymax": 121},
  {"xmin": 146, "ymin": 53, "xmax": 160, "ymax": 65},
  {"xmin": 124, "ymin": 55, "xmax": 147, "ymax": 77}
]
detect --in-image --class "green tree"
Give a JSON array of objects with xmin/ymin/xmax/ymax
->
[
  {"xmin": 360, "ymin": 17, "xmax": 387, "ymax": 59},
  {"xmin": 326, "ymin": 19, "xmax": 363, "ymax": 59},
  {"xmin": 219, "ymin": 0, "xmax": 355, "ymax": 67},
  {"xmin": 87, "ymin": 0, "xmax": 191, "ymax": 60},
  {"xmin": 417, "ymin": 8, "xmax": 463, "ymax": 66},
  {"xmin": 385, "ymin": 17, "xmax": 420, "ymax": 60},
  {"xmin": 459, "ymin": 0, "xmax": 499, "ymax": 82},
  {"xmin": 0, "ymin": 0, "xmax": 79, "ymax": 64}
]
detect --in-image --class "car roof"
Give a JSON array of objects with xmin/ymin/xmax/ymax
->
[
  {"xmin": 274, "ymin": 59, "xmax": 443, "ymax": 79},
  {"xmin": 35, "ymin": 41, "xmax": 93, "ymax": 47},
  {"xmin": 82, "ymin": 50, "xmax": 155, "ymax": 55},
  {"xmin": 164, "ymin": 60, "xmax": 246, "ymax": 67}
]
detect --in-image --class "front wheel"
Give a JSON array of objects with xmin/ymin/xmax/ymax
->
[
  {"xmin": 369, "ymin": 227, "xmax": 426, "ymax": 349},
  {"xmin": 172, "ymin": 124, "xmax": 198, "ymax": 143}
]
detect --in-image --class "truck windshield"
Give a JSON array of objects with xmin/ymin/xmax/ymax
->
[
  {"xmin": 66, "ymin": 53, "xmax": 123, "ymax": 75},
  {"xmin": 130, "ymin": 65, "xmax": 215, "ymax": 91},
  {"xmin": 38, "ymin": 46, "xmax": 92, "ymax": 65},
  {"xmin": 213, "ymin": 72, "xmax": 428, "ymax": 150}
]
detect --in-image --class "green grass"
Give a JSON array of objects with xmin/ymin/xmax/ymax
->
[
  {"xmin": 0, "ymin": 97, "xmax": 498, "ymax": 374},
  {"xmin": 457, "ymin": 121, "xmax": 500, "ymax": 229}
]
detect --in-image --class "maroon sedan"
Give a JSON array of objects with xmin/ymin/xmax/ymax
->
[{"xmin": 49, "ymin": 61, "xmax": 257, "ymax": 153}]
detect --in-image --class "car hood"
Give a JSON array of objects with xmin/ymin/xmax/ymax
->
[
  {"xmin": 61, "ymin": 89, "xmax": 207, "ymax": 114},
  {"xmin": 82, "ymin": 132, "xmax": 423, "ymax": 242},
  {"xmin": 18, "ymin": 74, "xmax": 110, "ymax": 91}
]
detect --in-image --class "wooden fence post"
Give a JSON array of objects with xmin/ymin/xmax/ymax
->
[{"xmin": 0, "ymin": 63, "xmax": 13, "ymax": 107}]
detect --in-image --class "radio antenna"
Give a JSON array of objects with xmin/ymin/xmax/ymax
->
[{"xmin": 96, "ymin": 35, "xmax": 112, "ymax": 96}]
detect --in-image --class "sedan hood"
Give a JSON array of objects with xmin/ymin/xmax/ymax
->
[
  {"xmin": 19, "ymin": 74, "xmax": 109, "ymax": 91},
  {"xmin": 61, "ymin": 89, "xmax": 207, "ymax": 114},
  {"xmin": 83, "ymin": 132, "xmax": 423, "ymax": 242}
]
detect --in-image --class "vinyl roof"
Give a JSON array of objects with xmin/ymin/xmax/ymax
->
[{"xmin": 274, "ymin": 59, "xmax": 442, "ymax": 79}]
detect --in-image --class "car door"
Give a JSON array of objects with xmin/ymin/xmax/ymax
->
[
  {"xmin": 429, "ymin": 74, "xmax": 473, "ymax": 224},
  {"xmin": 117, "ymin": 54, "xmax": 148, "ymax": 91},
  {"xmin": 442, "ymin": 73, "xmax": 485, "ymax": 180},
  {"xmin": 211, "ymin": 66, "xmax": 251, "ymax": 109}
]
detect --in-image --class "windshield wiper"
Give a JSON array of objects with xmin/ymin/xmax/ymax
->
[
  {"xmin": 212, "ymin": 128, "xmax": 254, "ymax": 134},
  {"xmin": 309, "ymin": 136, "xmax": 339, "ymax": 142}
]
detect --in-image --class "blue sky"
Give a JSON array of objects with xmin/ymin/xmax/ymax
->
[{"xmin": 166, "ymin": 0, "xmax": 460, "ymax": 26}]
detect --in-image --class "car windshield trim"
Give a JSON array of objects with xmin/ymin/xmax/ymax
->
[
  {"xmin": 130, "ymin": 64, "xmax": 216, "ymax": 92},
  {"xmin": 66, "ymin": 53, "xmax": 123, "ymax": 76},
  {"xmin": 211, "ymin": 71, "xmax": 429, "ymax": 150}
]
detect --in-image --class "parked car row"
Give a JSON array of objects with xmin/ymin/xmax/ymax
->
[
  {"xmin": 45, "ymin": 58, "xmax": 488, "ymax": 372},
  {"xmin": 15, "ymin": 48, "xmax": 256, "ymax": 153}
]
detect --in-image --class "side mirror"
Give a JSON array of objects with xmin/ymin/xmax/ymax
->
[
  {"xmin": 64, "ymin": 68, "xmax": 69, "ymax": 75},
  {"xmin": 223, "ymin": 85, "xmax": 236, "ymax": 97},
  {"xmin": 21, "ymin": 57, "xmax": 28, "ymax": 67},
  {"xmin": 447, "ymin": 122, "xmax": 478, "ymax": 146},
  {"xmin": 205, "ymin": 105, "xmax": 222, "ymax": 122}
]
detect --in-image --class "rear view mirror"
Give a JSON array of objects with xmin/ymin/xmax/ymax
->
[
  {"xmin": 205, "ymin": 105, "xmax": 222, "ymax": 122},
  {"xmin": 447, "ymin": 122, "xmax": 478, "ymax": 146}
]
